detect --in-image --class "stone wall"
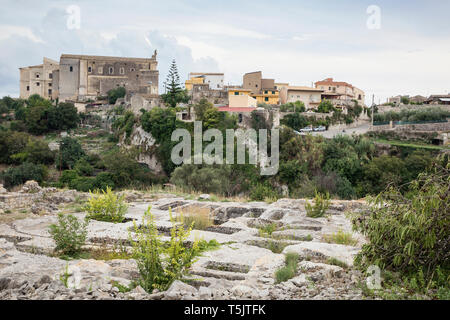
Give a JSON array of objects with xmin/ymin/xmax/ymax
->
[
  {"xmin": 377, "ymin": 104, "xmax": 450, "ymax": 114},
  {"xmin": 371, "ymin": 121, "xmax": 450, "ymax": 132}
]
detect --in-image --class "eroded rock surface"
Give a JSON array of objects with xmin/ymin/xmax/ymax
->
[{"xmin": 0, "ymin": 188, "xmax": 368, "ymax": 300}]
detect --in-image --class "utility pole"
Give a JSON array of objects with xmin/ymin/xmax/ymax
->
[{"xmin": 371, "ymin": 94, "xmax": 375, "ymax": 128}]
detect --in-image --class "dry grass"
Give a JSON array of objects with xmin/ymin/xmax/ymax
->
[
  {"xmin": 322, "ymin": 230, "xmax": 358, "ymax": 246},
  {"xmin": 0, "ymin": 209, "xmax": 31, "ymax": 224},
  {"xmin": 176, "ymin": 205, "xmax": 214, "ymax": 230},
  {"xmin": 142, "ymin": 185, "xmax": 250, "ymax": 203}
]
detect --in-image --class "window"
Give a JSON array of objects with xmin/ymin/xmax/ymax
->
[
  {"xmin": 109, "ymin": 67, "xmax": 114, "ymax": 74},
  {"xmin": 49, "ymin": 73, "xmax": 52, "ymax": 79},
  {"xmin": 234, "ymin": 92, "xmax": 239, "ymax": 95},
  {"xmin": 48, "ymin": 89, "xmax": 52, "ymax": 95},
  {"xmin": 119, "ymin": 67, "xmax": 125, "ymax": 74},
  {"xmin": 358, "ymin": 94, "xmax": 362, "ymax": 100},
  {"xmin": 217, "ymin": 84, "xmax": 220, "ymax": 88},
  {"xmin": 264, "ymin": 90, "xmax": 268, "ymax": 94},
  {"xmin": 238, "ymin": 114, "xmax": 243, "ymax": 123},
  {"xmin": 88, "ymin": 67, "xmax": 92, "ymax": 73},
  {"xmin": 70, "ymin": 66, "xmax": 73, "ymax": 72},
  {"xmin": 26, "ymin": 86, "xmax": 29, "ymax": 91},
  {"xmin": 130, "ymin": 68, "xmax": 135, "ymax": 72},
  {"xmin": 36, "ymin": 73, "xmax": 39, "ymax": 78},
  {"xmin": 98, "ymin": 67, "xmax": 103, "ymax": 74},
  {"xmin": 49, "ymin": 83, "xmax": 52, "ymax": 87},
  {"xmin": 255, "ymin": 84, "xmax": 258, "ymax": 88},
  {"xmin": 272, "ymin": 91, "xmax": 275, "ymax": 94},
  {"xmin": 36, "ymin": 82, "xmax": 40, "ymax": 86},
  {"xmin": 265, "ymin": 97, "xmax": 269, "ymax": 102}
]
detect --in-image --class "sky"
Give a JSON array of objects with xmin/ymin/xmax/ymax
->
[{"xmin": 0, "ymin": 0, "xmax": 449, "ymax": 105}]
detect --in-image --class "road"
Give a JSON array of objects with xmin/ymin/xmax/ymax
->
[{"xmin": 310, "ymin": 122, "xmax": 371, "ymax": 138}]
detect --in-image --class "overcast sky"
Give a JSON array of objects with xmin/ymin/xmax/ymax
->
[{"xmin": 1, "ymin": 0, "xmax": 449, "ymax": 104}]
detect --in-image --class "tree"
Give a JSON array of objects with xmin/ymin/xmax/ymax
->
[
  {"xmin": 48, "ymin": 102, "xmax": 80, "ymax": 131},
  {"xmin": 317, "ymin": 100, "xmax": 336, "ymax": 113},
  {"xmin": 401, "ymin": 96, "xmax": 410, "ymax": 105},
  {"xmin": 107, "ymin": 87, "xmax": 126, "ymax": 104},
  {"xmin": 1, "ymin": 162, "xmax": 48, "ymax": 188},
  {"xmin": 59, "ymin": 137, "xmax": 85, "ymax": 169},
  {"xmin": 24, "ymin": 105, "xmax": 50, "ymax": 135},
  {"xmin": 27, "ymin": 94, "xmax": 52, "ymax": 108},
  {"xmin": 193, "ymin": 98, "xmax": 213, "ymax": 121},
  {"xmin": 141, "ymin": 107, "xmax": 178, "ymax": 143},
  {"xmin": 352, "ymin": 160, "xmax": 449, "ymax": 289},
  {"xmin": 203, "ymin": 108, "xmax": 221, "ymax": 130},
  {"xmin": 280, "ymin": 112, "xmax": 309, "ymax": 131},
  {"xmin": 160, "ymin": 60, "xmax": 190, "ymax": 108}
]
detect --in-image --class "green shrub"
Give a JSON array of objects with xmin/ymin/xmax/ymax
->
[
  {"xmin": 323, "ymin": 230, "xmax": 358, "ymax": 246},
  {"xmin": 130, "ymin": 207, "xmax": 200, "ymax": 292},
  {"xmin": 59, "ymin": 137, "xmax": 85, "ymax": 170},
  {"xmin": 250, "ymin": 183, "xmax": 278, "ymax": 201},
  {"xmin": 275, "ymin": 252, "xmax": 299, "ymax": 283},
  {"xmin": 93, "ymin": 172, "xmax": 115, "ymax": 190},
  {"xmin": 352, "ymin": 160, "xmax": 449, "ymax": 294},
  {"xmin": 74, "ymin": 158, "xmax": 94, "ymax": 176},
  {"xmin": 48, "ymin": 213, "xmax": 88, "ymax": 257},
  {"xmin": 305, "ymin": 190, "xmax": 330, "ymax": 218},
  {"xmin": 258, "ymin": 223, "xmax": 278, "ymax": 237},
  {"xmin": 85, "ymin": 187, "xmax": 128, "ymax": 223},
  {"xmin": 59, "ymin": 170, "xmax": 78, "ymax": 185},
  {"xmin": 69, "ymin": 176, "xmax": 97, "ymax": 192},
  {"xmin": 107, "ymin": 87, "xmax": 126, "ymax": 104},
  {"xmin": 327, "ymin": 257, "xmax": 349, "ymax": 269},
  {"xmin": 1, "ymin": 162, "xmax": 47, "ymax": 188}
]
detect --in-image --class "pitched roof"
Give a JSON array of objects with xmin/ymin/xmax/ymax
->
[
  {"xmin": 60, "ymin": 54, "xmax": 155, "ymax": 62},
  {"xmin": 315, "ymin": 78, "xmax": 353, "ymax": 88},
  {"xmin": 287, "ymin": 86, "xmax": 323, "ymax": 92},
  {"xmin": 217, "ymin": 106, "xmax": 256, "ymax": 113}
]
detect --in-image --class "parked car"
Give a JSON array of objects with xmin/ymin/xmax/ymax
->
[
  {"xmin": 300, "ymin": 126, "xmax": 313, "ymax": 132},
  {"xmin": 313, "ymin": 126, "xmax": 326, "ymax": 132}
]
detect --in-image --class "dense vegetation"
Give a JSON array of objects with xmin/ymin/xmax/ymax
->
[
  {"xmin": 0, "ymin": 94, "xmax": 160, "ymax": 191},
  {"xmin": 0, "ymin": 93, "xmax": 443, "ymax": 203},
  {"xmin": 352, "ymin": 157, "xmax": 449, "ymax": 299},
  {"xmin": 374, "ymin": 107, "xmax": 450, "ymax": 123}
]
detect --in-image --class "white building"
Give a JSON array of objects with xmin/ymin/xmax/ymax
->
[{"xmin": 188, "ymin": 72, "xmax": 224, "ymax": 90}]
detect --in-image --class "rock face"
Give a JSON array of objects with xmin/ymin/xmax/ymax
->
[
  {"xmin": 20, "ymin": 181, "xmax": 42, "ymax": 194},
  {"xmin": 0, "ymin": 181, "xmax": 82, "ymax": 214},
  {"xmin": 0, "ymin": 195, "xmax": 368, "ymax": 300},
  {"xmin": 119, "ymin": 126, "xmax": 163, "ymax": 174}
]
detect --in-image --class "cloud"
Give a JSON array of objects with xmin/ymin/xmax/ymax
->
[
  {"xmin": 0, "ymin": 7, "xmax": 220, "ymax": 96},
  {"xmin": 0, "ymin": 25, "xmax": 44, "ymax": 43}
]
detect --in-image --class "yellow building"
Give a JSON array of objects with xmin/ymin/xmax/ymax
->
[
  {"xmin": 252, "ymin": 89, "xmax": 280, "ymax": 105},
  {"xmin": 185, "ymin": 76, "xmax": 204, "ymax": 91}
]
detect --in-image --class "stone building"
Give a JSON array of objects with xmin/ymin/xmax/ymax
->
[
  {"xmin": 279, "ymin": 86, "xmax": 324, "ymax": 110},
  {"xmin": 19, "ymin": 57, "xmax": 60, "ymax": 100},
  {"xmin": 190, "ymin": 83, "xmax": 228, "ymax": 105},
  {"xmin": 20, "ymin": 52, "xmax": 159, "ymax": 103},
  {"xmin": 58, "ymin": 51, "xmax": 159, "ymax": 102},
  {"xmin": 315, "ymin": 78, "xmax": 365, "ymax": 106}
]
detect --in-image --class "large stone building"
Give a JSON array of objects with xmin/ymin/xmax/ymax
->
[
  {"xmin": 20, "ymin": 52, "xmax": 159, "ymax": 102},
  {"xmin": 19, "ymin": 57, "xmax": 60, "ymax": 100}
]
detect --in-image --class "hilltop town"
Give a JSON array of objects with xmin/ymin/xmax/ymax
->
[{"xmin": 0, "ymin": 51, "xmax": 448, "ymax": 301}]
